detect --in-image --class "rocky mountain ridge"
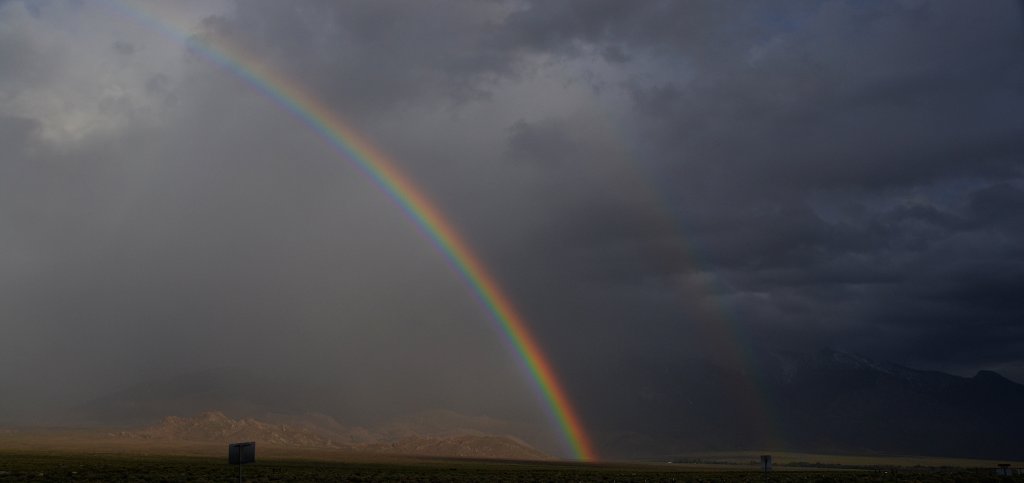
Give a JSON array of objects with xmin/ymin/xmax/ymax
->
[
  {"xmin": 119, "ymin": 410, "xmax": 550, "ymax": 460},
  {"xmin": 587, "ymin": 348, "xmax": 1024, "ymax": 459}
]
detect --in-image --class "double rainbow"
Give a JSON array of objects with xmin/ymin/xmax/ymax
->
[{"xmin": 105, "ymin": 1, "xmax": 596, "ymax": 460}]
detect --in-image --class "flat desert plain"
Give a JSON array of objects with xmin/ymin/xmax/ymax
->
[{"xmin": 1, "ymin": 433, "xmax": 1021, "ymax": 482}]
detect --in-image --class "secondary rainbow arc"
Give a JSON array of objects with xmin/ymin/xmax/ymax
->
[{"xmin": 105, "ymin": 1, "xmax": 596, "ymax": 461}]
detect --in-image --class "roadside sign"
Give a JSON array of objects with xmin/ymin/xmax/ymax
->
[
  {"xmin": 229, "ymin": 441, "xmax": 255, "ymax": 482},
  {"xmin": 229, "ymin": 441, "xmax": 255, "ymax": 465}
]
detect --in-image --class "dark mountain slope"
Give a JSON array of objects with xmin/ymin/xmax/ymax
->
[{"xmin": 586, "ymin": 349, "xmax": 1024, "ymax": 460}]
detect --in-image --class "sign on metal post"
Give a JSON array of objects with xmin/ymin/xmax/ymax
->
[{"xmin": 229, "ymin": 441, "xmax": 255, "ymax": 482}]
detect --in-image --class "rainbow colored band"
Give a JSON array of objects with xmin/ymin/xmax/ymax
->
[{"xmin": 104, "ymin": 1, "xmax": 596, "ymax": 461}]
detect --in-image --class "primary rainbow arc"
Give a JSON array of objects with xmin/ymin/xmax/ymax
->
[{"xmin": 107, "ymin": 1, "xmax": 596, "ymax": 460}]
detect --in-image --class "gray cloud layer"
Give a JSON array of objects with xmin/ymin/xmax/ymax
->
[{"xmin": 1, "ymin": 0, "xmax": 1022, "ymax": 455}]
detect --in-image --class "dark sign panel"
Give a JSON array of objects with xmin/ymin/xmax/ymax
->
[{"xmin": 228, "ymin": 442, "xmax": 255, "ymax": 465}]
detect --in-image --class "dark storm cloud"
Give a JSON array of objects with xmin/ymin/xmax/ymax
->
[
  {"xmin": 2, "ymin": 0, "xmax": 1023, "ymax": 456},
  {"xmin": 196, "ymin": 0, "xmax": 523, "ymax": 115},
  {"xmin": 486, "ymin": 0, "xmax": 1024, "ymax": 380},
  {"xmin": 0, "ymin": 115, "xmax": 40, "ymax": 149},
  {"xmin": 567, "ymin": 1, "xmax": 1024, "ymax": 195},
  {"xmin": 506, "ymin": 119, "xmax": 577, "ymax": 166},
  {"xmin": 496, "ymin": 0, "xmax": 769, "ymax": 63},
  {"xmin": 112, "ymin": 40, "xmax": 135, "ymax": 55},
  {"xmin": 0, "ymin": 23, "xmax": 52, "ymax": 88}
]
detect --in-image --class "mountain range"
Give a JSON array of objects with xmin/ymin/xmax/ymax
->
[
  {"xmin": 55, "ymin": 349, "xmax": 1024, "ymax": 460},
  {"xmin": 118, "ymin": 410, "xmax": 549, "ymax": 460},
  {"xmin": 585, "ymin": 348, "xmax": 1024, "ymax": 460}
]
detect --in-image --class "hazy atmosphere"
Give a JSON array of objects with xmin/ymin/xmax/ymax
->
[{"xmin": 1, "ymin": 0, "xmax": 1023, "ymax": 459}]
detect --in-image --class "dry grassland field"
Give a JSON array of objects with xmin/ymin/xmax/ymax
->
[{"xmin": 1, "ymin": 446, "xmax": 1022, "ymax": 483}]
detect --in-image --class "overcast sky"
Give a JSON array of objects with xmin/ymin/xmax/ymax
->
[{"xmin": 1, "ymin": 0, "xmax": 1023, "ymax": 454}]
